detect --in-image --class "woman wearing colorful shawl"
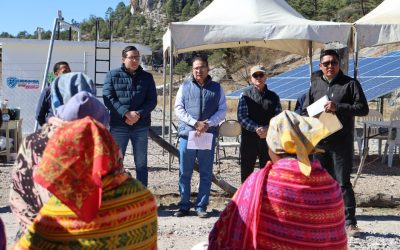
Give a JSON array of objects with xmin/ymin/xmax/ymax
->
[
  {"xmin": 208, "ymin": 110, "xmax": 347, "ymax": 250},
  {"xmin": 9, "ymin": 72, "xmax": 102, "ymax": 238},
  {"xmin": 13, "ymin": 117, "xmax": 158, "ymax": 249}
]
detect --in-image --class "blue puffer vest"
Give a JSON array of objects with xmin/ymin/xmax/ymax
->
[{"xmin": 178, "ymin": 76, "xmax": 221, "ymax": 138}]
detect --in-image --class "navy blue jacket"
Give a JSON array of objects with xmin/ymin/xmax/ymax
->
[
  {"xmin": 102, "ymin": 64, "xmax": 157, "ymax": 128},
  {"xmin": 35, "ymin": 86, "xmax": 53, "ymax": 126}
]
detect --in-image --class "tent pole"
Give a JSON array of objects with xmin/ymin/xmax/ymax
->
[
  {"xmin": 162, "ymin": 50, "xmax": 167, "ymax": 149},
  {"xmin": 34, "ymin": 17, "xmax": 59, "ymax": 132},
  {"xmin": 353, "ymin": 25, "xmax": 359, "ymax": 80},
  {"xmin": 168, "ymin": 38, "xmax": 174, "ymax": 171},
  {"xmin": 308, "ymin": 41, "xmax": 313, "ymax": 82}
]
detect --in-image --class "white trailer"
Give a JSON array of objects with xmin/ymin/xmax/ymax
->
[{"xmin": 0, "ymin": 38, "xmax": 151, "ymax": 133}]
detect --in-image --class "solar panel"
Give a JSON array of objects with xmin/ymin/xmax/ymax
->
[{"xmin": 226, "ymin": 50, "xmax": 400, "ymax": 102}]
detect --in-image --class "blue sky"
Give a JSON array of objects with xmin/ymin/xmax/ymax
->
[{"xmin": 0, "ymin": 0, "xmax": 128, "ymax": 36}]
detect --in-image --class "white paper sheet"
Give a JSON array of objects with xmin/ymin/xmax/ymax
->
[
  {"xmin": 307, "ymin": 95, "xmax": 329, "ymax": 117},
  {"xmin": 187, "ymin": 131, "xmax": 213, "ymax": 150}
]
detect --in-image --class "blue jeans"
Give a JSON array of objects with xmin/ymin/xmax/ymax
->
[
  {"xmin": 110, "ymin": 126, "xmax": 149, "ymax": 187},
  {"xmin": 178, "ymin": 137, "xmax": 216, "ymax": 211}
]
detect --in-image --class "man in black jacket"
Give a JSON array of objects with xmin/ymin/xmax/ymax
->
[
  {"xmin": 302, "ymin": 49, "xmax": 369, "ymax": 237},
  {"xmin": 35, "ymin": 61, "xmax": 71, "ymax": 126}
]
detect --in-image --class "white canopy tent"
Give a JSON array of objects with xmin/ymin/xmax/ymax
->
[
  {"xmin": 353, "ymin": 0, "xmax": 400, "ymax": 78},
  {"xmin": 163, "ymin": 0, "xmax": 351, "ymax": 56},
  {"xmin": 352, "ymin": 0, "xmax": 400, "ymax": 186},
  {"xmin": 354, "ymin": 0, "xmax": 400, "ymax": 48},
  {"xmin": 161, "ymin": 0, "xmax": 352, "ymax": 168}
]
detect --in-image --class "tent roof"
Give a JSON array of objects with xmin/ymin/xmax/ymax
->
[
  {"xmin": 355, "ymin": 0, "xmax": 400, "ymax": 48},
  {"xmin": 163, "ymin": 0, "xmax": 351, "ymax": 56}
]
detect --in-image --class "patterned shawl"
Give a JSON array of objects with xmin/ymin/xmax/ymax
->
[
  {"xmin": 208, "ymin": 110, "xmax": 346, "ymax": 249},
  {"xmin": 34, "ymin": 117, "xmax": 123, "ymax": 222},
  {"xmin": 14, "ymin": 176, "xmax": 158, "ymax": 250},
  {"xmin": 208, "ymin": 159, "xmax": 347, "ymax": 250}
]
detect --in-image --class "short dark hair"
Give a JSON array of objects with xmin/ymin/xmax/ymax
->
[
  {"xmin": 320, "ymin": 49, "xmax": 340, "ymax": 61},
  {"xmin": 192, "ymin": 55, "xmax": 208, "ymax": 67},
  {"xmin": 53, "ymin": 61, "xmax": 70, "ymax": 74},
  {"xmin": 122, "ymin": 46, "xmax": 138, "ymax": 58}
]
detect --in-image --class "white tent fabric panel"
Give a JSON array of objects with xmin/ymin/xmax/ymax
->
[
  {"xmin": 163, "ymin": 0, "xmax": 352, "ymax": 55},
  {"xmin": 355, "ymin": 0, "xmax": 400, "ymax": 48}
]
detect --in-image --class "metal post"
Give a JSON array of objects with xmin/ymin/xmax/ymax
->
[
  {"xmin": 168, "ymin": 37, "xmax": 174, "ymax": 171},
  {"xmin": 353, "ymin": 25, "xmax": 359, "ymax": 80},
  {"xmin": 308, "ymin": 41, "xmax": 313, "ymax": 80},
  {"xmin": 34, "ymin": 17, "xmax": 59, "ymax": 132},
  {"xmin": 83, "ymin": 51, "xmax": 87, "ymax": 74},
  {"xmin": 162, "ymin": 51, "xmax": 167, "ymax": 142}
]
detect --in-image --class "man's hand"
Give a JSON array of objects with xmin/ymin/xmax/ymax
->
[
  {"xmin": 256, "ymin": 126, "xmax": 268, "ymax": 139},
  {"xmin": 324, "ymin": 101, "xmax": 337, "ymax": 113},
  {"xmin": 194, "ymin": 120, "xmax": 209, "ymax": 136},
  {"xmin": 125, "ymin": 111, "xmax": 140, "ymax": 125}
]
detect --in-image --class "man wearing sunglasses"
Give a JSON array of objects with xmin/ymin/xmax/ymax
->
[
  {"xmin": 302, "ymin": 49, "xmax": 369, "ymax": 237},
  {"xmin": 237, "ymin": 65, "xmax": 282, "ymax": 183}
]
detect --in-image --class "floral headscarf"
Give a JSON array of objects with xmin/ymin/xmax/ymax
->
[
  {"xmin": 34, "ymin": 117, "xmax": 123, "ymax": 222},
  {"xmin": 266, "ymin": 110, "xmax": 330, "ymax": 176}
]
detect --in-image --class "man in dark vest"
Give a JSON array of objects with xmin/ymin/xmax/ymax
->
[
  {"xmin": 174, "ymin": 56, "xmax": 227, "ymax": 218},
  {"xmin": 238, "ymin": 65, "xmax": 281, "ymax": 183}
]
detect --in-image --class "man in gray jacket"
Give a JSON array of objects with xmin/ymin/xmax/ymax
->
[{"xmin": 174, "ymin": 56, "xmax": 226, "ymax": 218}]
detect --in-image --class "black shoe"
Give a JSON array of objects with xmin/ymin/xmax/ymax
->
[
  {"xmin": 174, "ymin": 209, "xmax": 189, "ymax": 217},
  {"xmin": 196, "ymin": 209, "xmax": 209, "ymax": 218},
  {"xmin": 346, "ymin": 224, "xmax": 361, "ymax": 238}
]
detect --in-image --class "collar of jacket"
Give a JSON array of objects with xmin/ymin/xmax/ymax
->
[
  {"xmin": 191, "ymin": 75, "xmax": 212, "ymax": 87},
  {"xmin": 121, "ymin": 64, "xmax": 143, "ymax": 76},
  {"xmin": 322, "ymin": 70, "xmax": 343, "ymax": 85}
]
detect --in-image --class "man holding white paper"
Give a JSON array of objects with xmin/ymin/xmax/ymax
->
[
  {"xmin": 174, "ymin": 56, "xmax": 226, "ymax": 218},
  {"xmin": 302, "ymin": 49, "xmax": 368, "ymax": 237}
]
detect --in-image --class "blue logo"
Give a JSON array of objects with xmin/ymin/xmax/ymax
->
[
  {"xmin": 6, "ymin": 77, "xmax": 39, "ymax": 89},
  {"xmin": 6, "ymin": 77, "xmax": 18, "ymax": 88}
]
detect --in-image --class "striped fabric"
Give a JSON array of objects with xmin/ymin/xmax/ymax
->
[
  {"xmin": 208, "ymin": 159, "xmax": 347, "ymax": 250},
  {"xmin": 13, "ymin": 176, "xmax": 157, "ymax": 250}
]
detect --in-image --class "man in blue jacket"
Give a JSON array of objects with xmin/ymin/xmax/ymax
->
[{"xmin": 103, "ymin": 46, "xmax": 157, "ymax": 187}]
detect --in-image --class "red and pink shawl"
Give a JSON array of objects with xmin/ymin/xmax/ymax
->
[{"xmin": 208, "ymin": 159, "xmax": 347, "ymax": 250}]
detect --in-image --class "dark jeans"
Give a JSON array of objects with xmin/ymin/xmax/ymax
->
[
  {"xmin": 240, "ymin": 133, "xmax": 270, "ymax": 183},
  {"xmin": 110, "ymin": 125, "xmax": 149, "ymax": 187},
  {"xmin": 314, "ymin": 140, "xmax": 356, "ymax": 226}
]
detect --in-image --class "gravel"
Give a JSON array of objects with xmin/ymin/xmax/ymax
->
[{"xmin": 1, "ymin": 108, "xmax": 400, "ymax": 249}]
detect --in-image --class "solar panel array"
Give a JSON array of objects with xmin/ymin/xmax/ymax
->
[{"xmin": 227, "ymin": 50, "xmax": 400, "ymax": 101}]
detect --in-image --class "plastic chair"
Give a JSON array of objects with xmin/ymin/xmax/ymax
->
[
  {"xmin": 215, "ymin": 120, "xmax": 241, "ymax": 169},
  {"xmin": 354, "ymin": 110, "xmax": 385, "ymax": 155},
  {"xmin": 382, "ymin": 110, "xmax": 400, "ymax": 167}
]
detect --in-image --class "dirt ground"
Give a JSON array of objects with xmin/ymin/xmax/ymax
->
[{"xmin": 1, "ymin": 112, "xmax": 400, "ymax": 249}]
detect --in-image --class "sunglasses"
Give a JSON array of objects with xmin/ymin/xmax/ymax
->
[
  {"xmin": 252, "ymin": 73, "xmax": 265, "ymax": 78},
  {"xmin": 321, "ymin": 60, "xmax": 339, "ymax": 67}
]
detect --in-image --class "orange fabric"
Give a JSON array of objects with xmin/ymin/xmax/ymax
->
[{"xmin": 34, "ymin": 117, "xmax": 123, "ymax": 222}]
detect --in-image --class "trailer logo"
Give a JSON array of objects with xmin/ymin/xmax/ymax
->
[{"xmin": 6, "ymin": 77, "xmax": 39, "ymax": 89}]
